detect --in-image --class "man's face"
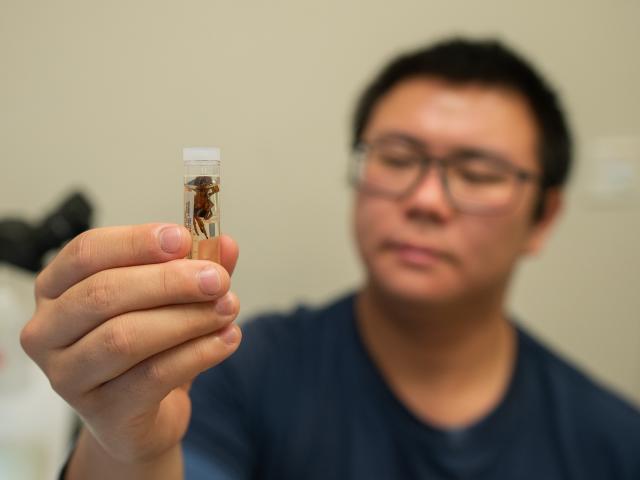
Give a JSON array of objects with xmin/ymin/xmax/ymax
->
[{"xmin": 353, "ymin": 77, "xmax": 559, "ymax": 305}]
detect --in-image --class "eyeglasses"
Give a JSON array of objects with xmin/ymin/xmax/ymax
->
[{"xmin": 349, "ymin": 137, "xmax": 540, "ymax": 215}]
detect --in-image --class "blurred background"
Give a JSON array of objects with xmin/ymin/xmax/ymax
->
[{"xmin": 1, "ymin": 0, "xmax": 638, "ymax": 478}]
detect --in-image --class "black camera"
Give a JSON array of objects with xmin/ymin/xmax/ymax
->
[{"xmin": 0, "ymin": 192, "xmax": 93, "ymax": 273}]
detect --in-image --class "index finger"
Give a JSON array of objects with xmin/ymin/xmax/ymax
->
[{"xmin": 36, "ymin": 224, "xmax": 191, "ymax": 300}]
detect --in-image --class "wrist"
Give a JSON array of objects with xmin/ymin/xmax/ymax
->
[{"xmin": 64, "ymin": 427, "xmax": 183, "ymax": 480}]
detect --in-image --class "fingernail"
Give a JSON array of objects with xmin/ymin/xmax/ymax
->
[
  {"xmin": 215, "ymin": 294, "xmax": 235, "ymax": 315},
  {"xmin": 198, "ymin": 266, "xmax": 222, "ymax": 295},
  {"xmin": 218, "ymin": 325, "xmax": 239, "ymax": 345},
  {"xmin": 159, "ymin": 226, "xmax": 182, "ymax": 253}
]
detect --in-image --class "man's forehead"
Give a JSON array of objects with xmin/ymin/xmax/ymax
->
[
  {"xmin": 364, "ymin": 77, "xmax": 539, "ymax": 164},
  {"xmin": 366, "ymin": 79, "xmax": 536, "ymax": 135},
  {"xmin": 373, "ymin": 77, "xmax": 531, "ymax": 118}
]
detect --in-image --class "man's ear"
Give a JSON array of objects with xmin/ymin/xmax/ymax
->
[{"xmin": 523, "ymin": 188, "xmax": 564, "ymax": 256}]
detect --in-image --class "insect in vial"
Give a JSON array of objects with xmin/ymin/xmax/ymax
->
[
  {"xmin": 183, "ymin": 147, "xmax": 221, "ymax": 261},
  {"xmin": 187, "ymin": 176, "xmax": 220, "ymax": 239}
]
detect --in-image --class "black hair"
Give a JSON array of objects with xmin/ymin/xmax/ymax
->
[{"xmin": 352, "ymin": 37, "xmax": 572, "ymax": 220}]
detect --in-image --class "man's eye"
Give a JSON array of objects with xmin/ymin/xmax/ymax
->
[
  {"xmin": 458, "ymin": 169, "xmax": 508, "ymax": 184},
  {"xmin": 378, "ymin": 155, "xmax": 415, "ymax": 168}
]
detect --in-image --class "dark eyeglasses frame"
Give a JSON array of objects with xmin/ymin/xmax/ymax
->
[{"xmin": 349, "ymin": 140, "xmax": 541, "ymax": 215}]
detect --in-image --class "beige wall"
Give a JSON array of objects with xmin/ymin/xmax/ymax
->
[{"xmin": 1, "ymin": 0, "xmax": 639, "ymax": 404}]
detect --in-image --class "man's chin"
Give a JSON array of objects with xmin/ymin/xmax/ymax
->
[{"xmin": 367, "ymin": 275, "xmax": 465, "ymax": 307}]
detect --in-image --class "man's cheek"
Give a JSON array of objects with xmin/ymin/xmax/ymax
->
[
  {"xmin": 473, "ymin": 222, "xmax": 525, "ymax": 274},
  {"xmin": 463, "ymin": 222, "xmax": 510, "ymax": 269},
  {"xmin": 355, "ymin": 205, "xmax": 379, "ymax": 252},
  {"xmin": 358, "ymin": 202, "xmax": 385, "ymax": 235}
]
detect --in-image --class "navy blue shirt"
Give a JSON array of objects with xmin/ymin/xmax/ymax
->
[{"xmin": 184, "ymin": 293, "xmax": 640, "ymax": 479}]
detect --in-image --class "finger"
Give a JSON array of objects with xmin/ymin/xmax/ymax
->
[
  {"xmin": 36, "ymin": 224, "xmax": 191, "ymax": 300},
  {"xmin": 49, "ymin": 292, "xmax": 239, "ymax": 396},
  {"xmin": 34, "ymin": 259, "xmax": 230, "ymax": 349},
  {"xmin": 93, "ymin": 323, "xmax": 241, "ymax": 417},
  {"xmin": 218, "ymin": 235, "xmax": 239, "ymax": 276}
]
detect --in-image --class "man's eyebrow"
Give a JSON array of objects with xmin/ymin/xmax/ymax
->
[
  {"xmin": 368, "ymin": 132, "xmax": 512, "ymax": 163},
  {"xmin": 370, "ymin": 131, "xmax": 427, "ymax": 149},
  {"xmin": 448, "ymin": 146, "xmax": 509, "ymax": 162}
]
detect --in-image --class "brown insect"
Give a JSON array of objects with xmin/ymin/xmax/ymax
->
[{"xmin": 188, "ymin": 176, "xmax": 219, "ymax": 238}]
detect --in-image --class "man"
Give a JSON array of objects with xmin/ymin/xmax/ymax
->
[{"xmin": 21, "ymin": 38, "xmax": 640, "ymax": 479}]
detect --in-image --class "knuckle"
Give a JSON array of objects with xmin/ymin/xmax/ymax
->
[
  {"xmin": 193, "ymin": 301, "xmax": 225, "ymax": 329},
  {"xmin": 45, "ymin": 358, "xmax": 73, "ymax": 398},
  {"xmin": 192, "ymin": 337, "xmax": 215, "ymax": 367},
  {"xmin": 103, "ymin": 318, "xmax": 136, "ymax": 357},
  {"xmin": 19, "ymin": 308, "xmax": 62, "ymax": 364},
  {"xmin": 34, "ymin": 271, "xmax": 48, "ymax": 299},
  {"xmin": 84, "ymin": 272, "xmax": 114, "ymax": 312},
  {"xmin": 73, "ymin": 389, "xmax": 100, "ymax": 418},
  {"xmin": 69, "ymin": 230, "xmax": 95, "ymax": 270},
  {"xmin": 160, "ymin": 264, "xmax": 172, "ymax": 297},
  {"xmin": 178, "ymin": 305, "xmax": 205, "ymax": 333},
  {"xmin": 124, "ymin": 226, "xmax": 145, "ymax": 258},
  {"xmin": 140, "ymin": 359, "xmax": 163, "ymax": 384},
  {"xmin": 19, "ymin": 320, "xmax": 39, "ymax": 356},
  {"xmin": 163, "ymin": 259, "xmax": 195, "ymax": 297},
  {"xmin": 47, "ymin": 367, "xmax": 66, "ymax": 396}
]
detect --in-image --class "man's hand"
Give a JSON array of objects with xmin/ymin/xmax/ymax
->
[{"xmin": 20, "ymin": 224, "xmax": 241, "ymax": 464}]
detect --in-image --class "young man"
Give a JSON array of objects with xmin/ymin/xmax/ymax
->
[
  {"xmin": 182, "ymin": 39, "xmax": 640, "ymax": 479},
  {"xmin": 22, "ymin": 39, "xmax": 640, "ymax": 479}
]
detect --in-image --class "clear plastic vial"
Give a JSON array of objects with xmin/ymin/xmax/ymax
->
[{"xmin": 183, "ymin": 147, "xmax": 221, "ymax": 262}]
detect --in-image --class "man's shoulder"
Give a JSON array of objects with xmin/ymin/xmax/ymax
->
[
  {"xmin": 517, "ymin": 325, "xmax": 640, "ymax": 472},
  {"xmin": 518, "ymin": 325, "xmax": 640, "ymax": 419}
]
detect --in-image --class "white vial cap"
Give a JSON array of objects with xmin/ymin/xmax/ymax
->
[{"xmin": 183, "ymin": 147, "xmax": 221, "ymax": 163}]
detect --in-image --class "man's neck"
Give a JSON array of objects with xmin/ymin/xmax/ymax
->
[{"xmin": 355, "ymin": 282, "xmax": 517, "ymax": 429}]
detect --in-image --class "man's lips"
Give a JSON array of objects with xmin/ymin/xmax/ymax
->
[{"xmin": 383, "ymin": 241, "xmax": 453, "ymax": 267}]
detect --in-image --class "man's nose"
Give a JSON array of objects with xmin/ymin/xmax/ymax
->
[{"xmin": 402, "ymin": 165, "xmax": 455, "ymax": 220}]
